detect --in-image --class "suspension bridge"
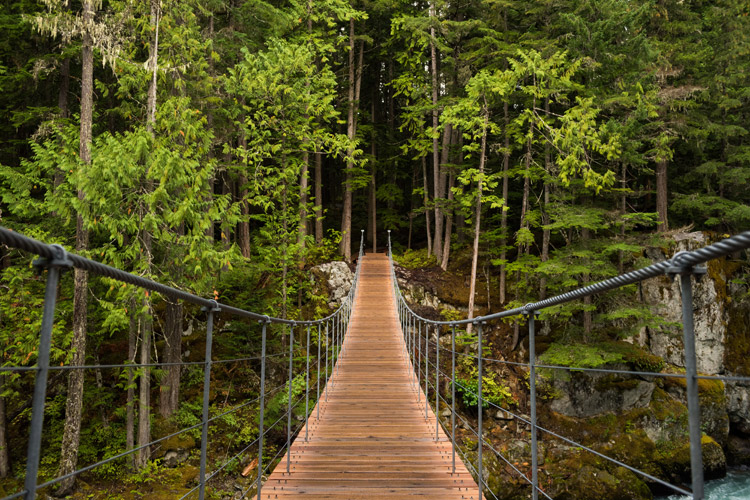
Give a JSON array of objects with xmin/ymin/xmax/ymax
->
[{"xmin": 1, "ymin": 227, "xmax": 749, "ymax": 500}]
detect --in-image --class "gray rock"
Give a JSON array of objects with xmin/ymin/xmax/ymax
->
[
  {"xmin": 547, "ymin": 369, "xmax": 655, "ymax": 418},
  {"xmin": 164, "ymin": 449, "xmax": 190, "ymax": 467},
  {"xmin": 312, "ymin": 261, "xmax": 353, "ymax": 308}
]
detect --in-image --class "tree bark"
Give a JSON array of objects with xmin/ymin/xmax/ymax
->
[
  {"xmin": 159, "ymin": 300, "xmax": 182, "ymax": 418},
  {"xmin": 54, "ymin": 57, "xmax": 70, "ymax": 192},
  {"xmin": 656, "ymin": 159, "xmax": 668, "ymax": 232},
  {"xmin": 237, "ymin": 171, "xmax": 251, "ymax": 258},
  {"xmin": 440, "ymin": 129, "xmax": 459, "ymax": 271},
  {"xmin": 540, "ymin": 98, "xmax": 551, "ymax": 300},
  {"xmin": 422, "ymin": 156, "xmax": 432, "ymax": 255},
  {"xmin": 429, "ymin": 1, "xmax": 442, "ymax": 262},
  {"xmin": 136, "ymin": 0, "xmax": 160, "ymax": 469},
  {"xmin": 237, "ymin": 123, "xmax": 251, "ymax": 258},
  {"xmin": 126, "ymin": 298, "xmax": 136, "ymax": 470},
  {"xmin": 314, "ymin": 151, "xmax": 323, "ymax": 244},
  {"xmin": 299, "ymin": 152, "xmax": 309, "ymax": 250},
  {"xmin": 56, "ymin": 1, "xmax": 93, "ymax": 493},
  {"xmin": 498, "ymin": 102, "xmax": 510, "ymax": 304},
  {"xmin": 340, "ymin": 19, "xmax": 363, "ymax": 262},
  {"xmin": 467, "ymin": 108, "xmax": 489, "ymax": 334}
]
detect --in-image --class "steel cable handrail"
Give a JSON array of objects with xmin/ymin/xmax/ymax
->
[
  {"xmin": 0, "ymin": 226, "xmax": 365, "ymax": 500},
  {"xmin": 390, "ymin": 229, "xmax": 750, "ymax": 500}
]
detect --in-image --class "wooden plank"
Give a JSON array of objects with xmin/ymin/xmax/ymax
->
[{"xmin": 260, "ymin": 254, "xmax": 481, "ymax": 499}]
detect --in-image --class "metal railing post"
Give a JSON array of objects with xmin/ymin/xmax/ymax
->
[
  {"xmin": 305, "ymin": 324, "xmax": 311, "ymax": 442},
  {"xmin": 286, "ymin": 324, "xmax": 295, "ymax": 473},
  {"xmin": 325, "ymin": 320, "xmax": 329, "ymax": 401},
  {"xmin": 417, "ymin": 320, "xmax": 422, "ymax": 403},
  {"xmin": 451, "ymin": 323, "xmax": 456, "ymax": 473},
  {"xmin": 24, "ymin": 246, "xmax": 70, "ymax": 500},
  {"xmin": 199, "ymin": 301, "xmax": 220, "ymax": 500},
  {"xmin": 316, "ymin": 323, "xmax": 321, "ymax": 419},
  {"xmin": 435, "ymin": 324, "xmax": 440, "ymax": 441},
  {"xmin": 679, "ymin": 270, "xmax": 706, "ymax": 499},
  {"xmin": 526, "ymin": 308, "xmax": 539, "ymax": 500},
  {"xmin": 477, "ymin": 321, "xmax": 484, "ymax": 500},
  {"xmin": 424, "ymin": 319, "xmax": 429, "ymax": 419},
  {"xmin": 256, "ymin": 319, "xmax": 268, "ymax": 500}
]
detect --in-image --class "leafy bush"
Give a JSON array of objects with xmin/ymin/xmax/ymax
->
[
  {"xmin": 393, "ymin": 248, "xmax": 438, "ymax": 269},
  {"xmin": 454, "ymin": 375, "xmax": 515, "ymax": 410}
]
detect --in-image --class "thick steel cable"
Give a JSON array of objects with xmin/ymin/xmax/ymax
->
[
  {"xmin": 0, "ymin": 227, "xmax": 359, "ymax": 328},
  {"xmin": 392, "ymin": 231, "xmax": 750, "ymax": 325}
]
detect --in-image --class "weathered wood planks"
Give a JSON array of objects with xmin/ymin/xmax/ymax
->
[{"xmin": 260, "ymin": 254, "xmax": 481, "ymax": 499}]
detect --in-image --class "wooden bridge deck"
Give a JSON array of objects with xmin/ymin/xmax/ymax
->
[{"xmin": 261, "ymin": 254, "xmax": 480, "ymax": 499}]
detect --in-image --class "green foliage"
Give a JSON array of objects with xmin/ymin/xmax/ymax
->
[
  {"xmin": 454, "ymin": 375, "xmax": 515, "ymax": 411},
  {"xmin": 539, "ymin": 342, "xmax": 665, "ymax": 374},
  {"xmin": 394, "ymin": 248, "xmax": 438, "ymax": 269}
]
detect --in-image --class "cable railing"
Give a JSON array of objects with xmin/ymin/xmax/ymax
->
[
  {"xmin": 387, "ymin": 229, "xmax": 750, "ymax": 500},
  {"xmin": 0, "ymin": 226, "xmax": 365, "ymax": 500}
]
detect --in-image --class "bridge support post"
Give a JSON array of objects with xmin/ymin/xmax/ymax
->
[
  {"xmin": 256, "ymin": 319, "xmax": 269, "ymax": 500},
  {"xmin": 24, "ymin": 246, "xmax": 70, "ymax": 500},
  {"xmin": 286, "ymin": 324, "xmax": 295, "ymax": 474},
  {"xmin": 525, "ymin": 307, "xmax": 540, "ymax": 500},
  {"xmin": 417, "ymin": 321, "xmax": 422, "ymax": 403},
  {"xmin": 673, "ymin": 264, "xmax": 706, "ymax": 500},
  {"xmin": 325, "ymin": 320, "xmax": 329, "ymax": 401},
  {"xmin": 477, "ymin": 321, "xmax": 484, "ymax": 500},
  {"xmin": 305, "ymin": 325, "xmax": 311, "ymax": 442},
  {"xmin": 317, "ymin": 323, "xmax": 321, "ymax": 419},
  {"xmin": 435, "ymin": 324, "xmax": 440, "ymax": 441},
  {"xmin": 424, "ymin": 320, "xmax": 429, "ymax": 419},
  {"xmin": 199, "ymin": 301, "xmax": 220, "ymax": 500},
  {"xmin": 451, "ymin": 324, "xmax": 456, "ymax": 473}
]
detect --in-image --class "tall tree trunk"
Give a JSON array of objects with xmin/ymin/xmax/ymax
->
[
  {"xmin": 54, "ymin": 57, "xmax": 70, "ymax": 192},
  {"xmin": 237, "ymin": 118, "xmax": 251, "ymax": 258},
  {"xmin": 467, "ymin": 108, "xmax": 488, "ymax": 334},
  {"xmin": 159, "ymin": 300, "xmax": 182, "ymax": 418},
  {"xmin": 299, "ymin": 152, "xmax": 309, "ymax": 250},
  {"xmin": 368, "ymin": 87, "xmax": 377, "ymax": 252},
  {"xmin": 540, "ymin": 98, "xmax": 551, "ymax": 300},
  {"xmin": 56, "ymin": 2, "xmax": 94, "ymax": 493},
  {"xmin": 440, "ymin": 168, "xmax": 455, "ymax": 271},
  {"xmin": 314, "ymin": 151, "xmax": 323, "ymax": 244},
  {"xmin": 340, "ymin": 19, "xmax": 362, "ymax": 262},
  {"xmin": 136, "ymin": 287, "xmax": 152, "ymax": 469},
  {"xmin": 282, "ymin": 171, "xmax": 289, "ymax": 321},
  {"xmin": 126, "ymin": 298, "xmax": 136, "ymax": 470},
  {"xmin": 237, "ymin": 174, "xmax": 251, "ymax": 258},
  {"xmin": 408, "ymin": 168, "xmax": 416, "ymax": 250},
  {"xmin": 440, "ymin": 130, "xmax": 459, "ymax": 271},
  {"xmin": 499, "ymin": 102, "xmax": 510, "ymax": 304},
  {"xmin": 433, "ymin": 122, "xmax": 451, "ymax": 262},
  {"xmin": 422, "ymin": 156, "xmax": 432, "ymax": 255},
  {"xmin": 656, "ymin": 159, "xmax": 668, "ymax": 232},
  {"xmin": 136, "ymin": 0, "xmax": 160, "ymax": 469},
  {"xmin": 429, "ymin": 1, "xmax": 442, "ymax": 262},
  {"xmin": 220, "ymin": 169, "xmax": 232, "ymax": 248}
]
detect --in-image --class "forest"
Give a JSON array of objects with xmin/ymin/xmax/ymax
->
[{"xmin": 0, "ymin": 0, "xmax": 749, "ymax": 498}]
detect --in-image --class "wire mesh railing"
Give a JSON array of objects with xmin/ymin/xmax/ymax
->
[
  {"xmin": 387, "ymin": 229, "xmax": 750, "ymax": 500},
  {"xmin": 0, "ymin": 226, "xmax": 364, "ymax": 500}
]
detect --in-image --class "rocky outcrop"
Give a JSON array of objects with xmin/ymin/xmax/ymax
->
[
  {"xmin": 311, "ymin": 261, "xmax": 353, "ymax": 308},
  {"xmin": 627, "ymin": 231, "xmax": 750, "ymax": 465}
]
